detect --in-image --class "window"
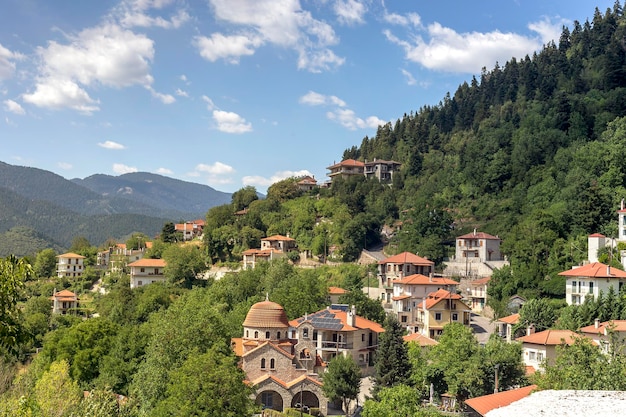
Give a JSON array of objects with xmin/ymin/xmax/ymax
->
[
  {"xmin": 589, "ymin": 282, "xmax": 594, "ymax": 292},
  {"xmin": 571, "ymin": 281, "xmax": 576, "ymax": 290},
  {"xmin": 401, "ymin": 315, "xmax": 407, "ymax": 323},
  {"xmin": 529, "ymin": 351, "xmax": 536, "ymax": 361},
  {"xmin": 254, "ymin": 331, "xmax": 259, "ymax": 338},
  {"xmin": 138, "ymin": 281, "xmax": 142, "ymax": 286},
  {"xmin": 277, "ymin": 331, "xmax": 281, "ymax": 340},
  {"xmin": 303, "ymin": 328, "xmax": 309, "ymax": 338},
  {"xmin": 246, "ymin": 330, "xmax": 249, "ymax": 338},
  {"xmin": 537, "ymin": 352, "xmax": 544, "ymax": 362},
  {"xmin": 362, "ymin": 334, "xmax": 365, "ymax": 342},
  {"xmin": 261, "ymin": 358, "xmax": 266, "ymax": 369},
  {"xmin": 270, "ymin": 359, "xmax": 275, "ymax": 369},
  {"xmin": 265, "ymin": 331, "xmax": 270, "ymax": 339},
  {"xmin": 435, "ymin": 313, "xmax": 442, "ymax": 321},
  {"xmin": 261, "ymin": 392, "xmax": 273, "ymax": 408},
  {"xmin": 452, "ymin": 313, "xmax": 458, "ymax": 321},
  {"xmin": 140, "ymin": 268, "xmax": 145, "ymax": 273}
]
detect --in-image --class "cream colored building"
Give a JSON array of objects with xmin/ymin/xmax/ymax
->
[
  {"xmin": 129, "ymin": 258, "xmax": 166, "ymax": 288},
  {"xmin": 56, "ymin": 252, "xmax": 85, "ymax": 278}
]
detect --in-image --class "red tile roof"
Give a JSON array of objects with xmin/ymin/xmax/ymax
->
[
  {"xmin": 517, "ymin": 329, "xmax": 580, "ymax": 346},
  {"xmin": 378, "ymin": 251, "xmax": 434, "ymax": 266},
  {"xmin": 464, "ymin": 385, "xmax": 537, "ymax": 416},
  {"xmin": 392, "ymin": 294, "xmax": 410, "ymax": 301},
  {"xmin": 580, "ymin": 320, "xmax": 626, "ymax": 335},
  {"xmin": 457, "ymin": 231, "xmax": 500, "ymax": 240},
  {"xmin": 50, "ymin": 289, "xmax": 78, "ymax": 301},
  {"xmin": 393, "ymin": 274, "xmax": 459, "ymax": 286},
  {"xmin": 288, "ymin": 308, "xmax": 384, "ymax": 333},
  {"xmin": 497, "ymin": 313, "xmax": 520, "ymax": 325},
  {"xmin": 558, "ymin": 262, "xmax": 626, "ymax": 279},
  {"xmin": 470, "ymin": 276, "xmax": 491, "ymax": 285},
  {"xmin": 403, "ymin": 333, "xmax": 438, "ymax": 346},
  {"xmin": 328, "ymin": 286, "xmax": 348, "ymax": 295},
  {"xmin": 262, "ymin": 234, "xmax": 295, "ymax": 242},
  {"xmin": 326, "ymin": 159, "xmax": 365, "ymax": 169},
  {"xmin": 421, "ymin": 289, "xmax": 463, "ymax": 310},
  {"xmin": 588, "ymin": 233, "xmax": 606, "ymax": 238},
  {"xmin": 128, "ymin": 258, "xmax": 166, "ymax": 268},
  {"xmin": 57, "ymin": 252, "xmax": 85, "ymax": 259}
]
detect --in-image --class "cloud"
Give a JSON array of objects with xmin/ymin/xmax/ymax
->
[
  {"xmin": 383, "ymin": 11, "xmax": 421, "ymax": 27},
  {"xmin": 242, "ymin": 169, "xmax": 313, "ymax": 187},
  {"xmin": 23, "ymin": 24, "xmax": 158, "ymax": 113},
  {"xmin": 0, "ymin": 43, "xmax": 24, "ymax": 81},
  {"xmin": 300, "ymin": 90, "xmax": 385, "ymax": 130},
  {"xmin": 175, "ymin": 88, "xmax": 188, "ymax": 97},
  {"xmin": 98, "ymin": 140, "xmax": 126, "ymax": 150},
  {"xmin": 146, "ymin": 85, "xmax": 176, "ymax": 103},
  {"xmin": 58, "ymin": 162, "xmax": 72, "ymax": 170},
  {"xmin": 114, "ymin": 0, "xmax": 190, "ymax": 29},
  {"xmin": 212, "ymin": 110, "xmax": 252, "ymax": 133},
  {"xmin": 3, "ymin": 99, "xmax": 25, "ymax": 115},
  {"xmin": 113, "ymin": 163, "xmax": 138, "ymax": 174},
  {"xmin": 327, "ymin": 108, "xmax": 386, "ymax": 130},
  {"xmin": 194, "ymin": 33, "xmax": 262, "ymax": 64},
  {"xmin": 529, "ymin": 16, "xmax": 569, "ymax": 45},
  {"xmin": 202, "ymin": 95, "xmax": 216, "ymax": 110},
  {"xmin": 400, "ymin": 68, "xmax": 416, "ymax": 86},
  {"xmin": 195, "ymin": 162, "xmax": 235, "ymax": 175},
  {"xmin": 384, "ymin": 15, "xmax": 551, "ymax": 74},
  {"xmin": 200, "ymin": 0, "xmax": 344, "ymax": 72},
  {"xmin": 334, "ymin": 0, "xmax": 367, "ymax": 26},
  {"xmin": 156, "ymin": 167, "xmax": 173, "ymax": 174}
]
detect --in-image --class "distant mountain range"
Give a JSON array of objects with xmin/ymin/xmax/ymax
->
[{"xmin": 0, "ymin": 161, "xmax": 233, "ymax": 256}]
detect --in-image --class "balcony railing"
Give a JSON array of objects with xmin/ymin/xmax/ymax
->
[{"xmin": 321, "ymin": 341, "xmax": 353, "ymax": 350}]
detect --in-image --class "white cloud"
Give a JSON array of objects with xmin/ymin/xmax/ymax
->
[
  {"xmin": 529, "ymin": 16, "xmax": 569, "ymax": 45},
  {"xmin": 113, "ymin": 163, "xmax": 138, "ymax": 174},
  {"xmin": 115, "ymin": 0, "xmax": 190, "ymax": 29},
  {"xmin": 98, "ymin": 140, "xmax": 126, "ymax": 150},
  {"xmin": 180, "ymin": 74, "xmax": 188, "ymax": 82},
  {"xmin": 145, "ymin": 85, "xmax": 176, "ymax": 104},
  {"xmin": 327, "ymin": 108, "xmax": 386, "ymax": 130},
  {"xmin": 58, "ymin": 162, "xmax": 72, "ymax": 170},
  {"xmin": 242, "ymin": 169, "xmax": 313, "ymax": 187},
  {"xmin": 3, "ymin": 99, "xmax": 25, "ymax": 115},
  {"xmin": 212, "ymin": 110, "xmax": 252, "ymax": 133},
  {"xmin": 202, "ymin": 0, "xmax": 343, "ymax": 72},
  {"xmin": 195, "ymin": 162, "xmax": 235, "ymax": 175},
  {"xmin": 194, "ymin": 33, "xmax": 262, "ymax": 64},
  {"xmin": 175, "ymin": 88, "xmax": 188, "ymax": 97},
  {"xmin": 5, "ymin": 116, "xmax": 16, "ymax": 126},
  {"xmin": 202, "ymin": 95, "xmax": 216, "ymax": 110},
  {"xmin": 384, "ymin": 21, "xmax": 542, "ymax": 74},
  {"xmin": 401, "ymin": 68, "xmax": 416, "ymax": 86},
  {"xmin": 383, "ymin": 11, "xmax": 421, "ymax": 27},
  {"xmin": 334, "ymin": 0, "xmax": 367, "ymax": 26},
  {"xmin": 0, "ymin": 43, "xmax": 24, "ymax": 81},
  {"xmin": 23, "ymin": 24, "xmax": 158, "ymax": 112},
  {"xmin": 299, "ymin": 91, "xmax": 346, "ymax": 107},
  {"xmin": 156, "ymin": 167, "xmax": 173, "ymax": 174}
]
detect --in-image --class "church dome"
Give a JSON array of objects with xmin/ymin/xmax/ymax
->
[{"xmin": 243, "ymin": 300, "xmax": 289, "ymax": 328}]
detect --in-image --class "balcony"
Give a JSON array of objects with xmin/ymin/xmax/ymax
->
[{"xmin": 320, "ymin": 341, "xmax": 353, "ymax": 350}]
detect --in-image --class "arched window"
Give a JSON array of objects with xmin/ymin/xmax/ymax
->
[
  {"xmin": 261, "ymin": 358, "xmax": 266, "ymax": 369},
  {"xmin": 303, "ymin": 328, "xmax": 309, "ymax": 338},
  {"xmin": 245, "ymin": 330, "xmax": 249, "ymax": 338},
  {"xmin": 277, "ymin": 331, "xmax": 281, "ymax": 340},
  {"xmin": 254, "ymin": 331, "xmax": 259, "ymax": 338},
  {"xmin": 270, "ymin": 358, "xmax": 275, "ymax": 369},
  {"xmin": 266, "ymin": 331, "xmax": 270, "ymax": 339}
]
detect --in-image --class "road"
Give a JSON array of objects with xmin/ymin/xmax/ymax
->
[{"xmin": 471, "ymin": 313, "xmax": 496, "ymax": 345}]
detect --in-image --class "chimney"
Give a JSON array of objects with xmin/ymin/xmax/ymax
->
[
  {"xmin": 607, "ymin": 265, "xmax": 611, "ymax": 276},
  {"xmin": 347, "ymin": 305, "xmax": 357, "ymax": 327},
  {"xmin": 473, "ymin": 228, "xmax": 477, "ymax": 236},
  {"xmin": 622, "ymin": 199, "xmax": 624, "ymax": 210},
  {"xmin": 526, "ymin": 324, "xmax": 535, "ymax": 336},
  {"xmin": 429, "ymin": 272, "xmax": 433, "ymax": 282},
  {"xmin": 595, "ymin": 318, "xmax": 600, "ymax": 329}
]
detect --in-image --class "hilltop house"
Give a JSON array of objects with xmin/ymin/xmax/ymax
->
[
  {"xmin": 297, "ymin": 176, "xmax": 318, "ymax": 192},
  {"xmin": 56, "ymin": 253, "xmax": 85, "ymax": 278},
  {"xmin": 391, "ymin": 274, "xmax": 459, "ymax": 331},
  {"xmin": 377, "ymin": 252, "xmax": 435, "ymax": 306},
  {"xmin": 242, "ymin": 235, "xmax": 298, "ymax": 269},
  {"xmin": 326, "ymin": 159, "xmax": 365, "ymax": 182},
  {"xmin": 580, "ymin": 319, "xmax": 626, "ymax": 355},
  {"xmin": 559, "ymin": 262, "xmax": 626, "ymax": 305},
  {"xmin": 415, "ymin": 289, "xmax": 472, "ymax": 339},
  {"xmin": 175, "ymin": 220, "xmax": 204, "ymax": 241},
  {"xmin": 231, "ymin": 299, "xmax": 383, "ymax": 414},
  {"xmin": 97, "ymin": 243, "xmax": 149, "ymax": 273},
  {"xmin": 444, "ymin": 230, "xmax": 508, "ymax": 279},
  {"xmin": 128, "ymin": 258, "xmax": 166, "ymax": 289},
  {"xmin": 50, "ymin": 289, "xmax": 79, "ymax": 315},
  {"xmin": 363, "ymin": 159, "xmax": 401, "ymax": 182}
]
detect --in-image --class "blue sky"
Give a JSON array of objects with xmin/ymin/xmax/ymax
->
[{"xmin": 0, "ymin": 0, "xmax": 615, "ymax": 193}]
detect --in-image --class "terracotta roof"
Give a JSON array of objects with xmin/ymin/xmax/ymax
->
[
  {"xmin": 326, "ymin": 159, "xmax": 365, "ymax": 169},
  {"xmin": 57, "ymin": 252, "xmax": 85, "ymax": 259},
  {"xmin": 457, "ymin": 231, "xmax": 500, "ymax": 240},
  {"xmin": 464, "ymin": 385, "xmax": 537, "ymax": 416},
  {"xmin": 403, "ymin": 332, "xmax": 438, "ymax": 346},
  {"xmin": 262, "ymin": 234, "xmax": 295, "ymax": 242},
  {"xmin": 558, "ymin": 262, "xmax": 626, "ymax": 279},
  {"xmin": 392, "ymin": 294, "xmax": 411, "ymax": 301},
  {"xmin": 243, "ymin": 300, "xmax": 289, "ymax": 328},
  {"xmin": 471, "ymin": 276, "xmax": 491, "ymax": 285},
  {"xmin": 297, "ymin": 176, "xmax": 317, "ymax": 185},
  {"xmin": 50, "ymin": 289, "xmax": 78, "ymax": 301},
  {"xmin": 289, "ymin": 308, "xmax": 384, "ymax": 333},
  {"xmin": 364, "ymin": 159, "xmax": 401, "ymax": 166},
  {"xmin": 328, "ymin": 286, "xmax": 348, "ymax": 295},
  {"xmin": 497, "ymin": 313, "xmax": 520, "ymax": 325},
  {"xmin": 243, "ymin": 340, "xmax": 293, "ymax": 360},
  {"xmin": 418, "ymin": 289, "xmax": 465, "ymax": 310},
  {"xmin": 517, "ymin": 329, "xmax": 580, "ymax": 346},
  {"xmin": 588, "ymin": 233, "xmax": 606, "ymax": 238},
  {"xmin": 378, "ymin": 251, "xmax": 434, "ymax": 266},
  {"xmin": 393, "ymin": 274, "xmax": 459, "ymax": 286},
  {"xmin": 250, "ymin": 373, "xmax": 323, "ymax": 389},
  {"xmin": 242, "ymin": 249, "xmax": 283, "ymax": 256},
  {"xmin": 580, "ymin": 320, "xmax": 626, "ymax": 335},
  {"xmin": 128, "ymin": 258, "xmax": 166, "ymax": 267},
  {"xmin": 231, "ymin": 337, "xmax": 244, "ymax": 356}
]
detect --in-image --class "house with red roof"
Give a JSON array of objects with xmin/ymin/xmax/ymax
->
[
  {"xmin": 467, "ymin": 276, "xmax": 490, "ymax": 312},
  {"xmin": 415, "ymin": 289, "xmax": 472, "ymax": 339},
  {"xmin": 326, "ymin": 159, "xmax": 365, "ymax": 182},
  {"xmin": 558, "ymin": 261, "xmax": 626, "ymax": 305},
  {"xmin": 56, "ymin": 252, "xmax": 85, "ymax": 278},
  {"xmin": 297, "ymin": 175, "xmax": 318, "ymax": 192},
  {"xmin": 403, "ymin": 332, "xmax": 438, "ymax": 347},
  {"xmin": 175, "ymin": 219, "xmax": 204, "ymax": 241},
  {"xmin": 517, "ymin": 328, "xmax": 582, "ymax": 371},
  {"xmin": 391, "ymin": 274, "xmax": 459, "ymax": 331},
  {"xmin": 128, "ymin": 258, "xmax": 166, "ymax": 289},
  {"xmin": 455, "ymin": 229, "xmax": 503, "ymax": 263},
  {"xmin": 580, "ymin": 319, "xmax": 626, "ymax": 355},
  {"xmin": 377, "ymin": 251, "xmax": 435, "ymax": 306},
  {"xmin": 50, "ymin": 289, "xmax": 79, "ymax": 315},
  {"xmin": 242, "ymin": 234, "xmax": 298, "ymax": 269},
  {"xmin": 495, "ymin": 313, "xmax": 520, "ymax": 343}
]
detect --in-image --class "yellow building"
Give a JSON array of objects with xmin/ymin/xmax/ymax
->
[{"xmin": 416, "ymin": 289, "xmax": 472, "ymax": 339}]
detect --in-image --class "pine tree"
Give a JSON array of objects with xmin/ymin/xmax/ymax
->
[{"xmin": 373, "ymin": 315, "xmax": 410, "ymax": 397}]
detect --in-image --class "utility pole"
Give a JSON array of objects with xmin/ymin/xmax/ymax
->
[{"xmin": 494, "ymin": 364, "xmax": 500, "ymax": 393}]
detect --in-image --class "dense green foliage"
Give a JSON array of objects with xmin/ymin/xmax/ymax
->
[{"xmin": 321, "ymin": 355, "xmax": 361, "ymax": 416}]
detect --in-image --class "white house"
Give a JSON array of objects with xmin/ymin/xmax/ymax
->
[
  {"xmin": 517, "ymin": 328, "xmax": 580, "ymax": 371},
  {"xmin": 129, "ymin": 258, "xmax": 166, "ymax": 289},
  {"xmin": 559, "ymin": 262, "xmax": 626, "ymax": 305},
  {"xmin": 455, "ymin": 230, "xmax": 503, "ymax": 262},
  {"xmin": 56, "ymin": 253, "xmax": 85, "ymax": 278},
  {"xmin": 580, "ymin": 319, "xmax": 626, "ymax": 355}
]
